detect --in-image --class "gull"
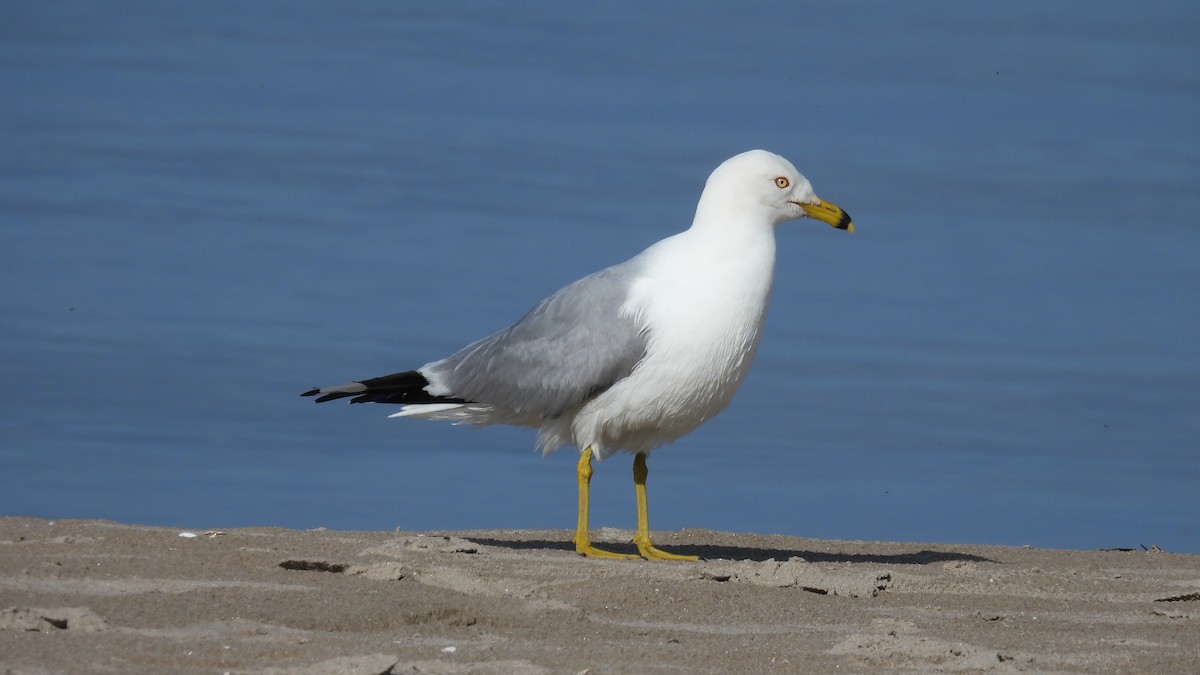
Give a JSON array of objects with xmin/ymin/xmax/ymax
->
[{"xmin": 303, "ymin": 149, "xmax": 853, "ymax": 560}]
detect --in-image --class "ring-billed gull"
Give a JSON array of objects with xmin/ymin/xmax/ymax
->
[{"xmin": 303, "ymin": 149, "xmax": 853, "ymax": 560}]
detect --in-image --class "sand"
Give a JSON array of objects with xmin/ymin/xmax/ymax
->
[{"xmin": 1, "ymin": 517, "xmax": 1197, "ymax": 674}]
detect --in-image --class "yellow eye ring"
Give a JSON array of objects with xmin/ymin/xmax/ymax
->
[{"xmin": 774, "ymin": 176, "xmax": 790, "ymax": 189}]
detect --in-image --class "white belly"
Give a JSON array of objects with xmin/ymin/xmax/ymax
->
[{"xmin": 571, "ymin": 231, "xmax": 776, "ymax": 457}]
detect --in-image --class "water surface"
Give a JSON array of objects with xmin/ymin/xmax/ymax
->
[{"xmin": 2, "ymin": 2, "xmax": 1197, "ymax": 552}]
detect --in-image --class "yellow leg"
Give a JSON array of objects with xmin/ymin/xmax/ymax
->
[
  {"xmin": 633, "ymin": 453, "xmax": 698, "ymax": 561},
  {"xmin": 574, "ymin": 447, "xmax": 637, "ymax": 559}
]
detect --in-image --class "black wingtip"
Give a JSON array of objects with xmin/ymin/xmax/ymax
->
[
  {"xmin": 302, "ymin": 388, "xmax": 348, "ymax": 403},
  {"xmin": 302, "ymin": 370, "xmax": 470, "ymax": 406},
  {"xmin": 310, "ymin": 391, "xmax": 352, "ymax": 403}
]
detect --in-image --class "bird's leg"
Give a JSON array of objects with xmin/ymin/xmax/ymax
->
[
  {"xmin": 574, "ymin": 447, "xmax": 637, "ymax": 559},
  {"xmin": 633, "ymin": 452, "xmax": 698, "ymax": 561}
]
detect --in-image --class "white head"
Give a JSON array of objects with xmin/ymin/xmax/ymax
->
[{"xmin": 694, "ymin": 149, "xmax": 853, "ymax": 231}]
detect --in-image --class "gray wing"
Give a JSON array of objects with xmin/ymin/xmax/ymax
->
[{"xmin": 423, "ymin": 261, "xmax": 648, "ymax": 419}]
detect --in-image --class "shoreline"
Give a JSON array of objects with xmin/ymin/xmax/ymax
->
[{"xmin": 2, "ymin": 517, "xmax": 1198, "ymax": 673}]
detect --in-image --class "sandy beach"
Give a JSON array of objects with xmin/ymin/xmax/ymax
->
[{"xmin": 1, "ymin": 517, "xmax": 1197, "ymax": 673}]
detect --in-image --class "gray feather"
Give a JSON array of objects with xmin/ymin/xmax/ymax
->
[{"xmin": 424, "ymin": 261, "xmax": 648, "ymax": 419}]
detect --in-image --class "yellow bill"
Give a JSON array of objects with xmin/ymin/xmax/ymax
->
[{"xmin": 801, "ymin": 199, "xmax": 854, "ymax": 233}]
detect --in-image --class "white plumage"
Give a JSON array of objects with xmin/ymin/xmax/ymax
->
[
  {"xmin": 390, "ymin": 149, "xmax": 848, "ymax": 457},
  {"xmin": 304, "ymin": 149, "xmax": 852, "ymax": 560}
]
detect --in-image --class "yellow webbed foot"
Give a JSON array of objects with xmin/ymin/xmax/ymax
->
[
  {"xmin": 574, "ymin": 449, "xmax": 699, "ymax": 561},
  {"xmin": 574, "ymin": 448, "xmax": 638, "ymax": 559},
  {"xmin": 634, "ymin": 534, "xmax": 699, "ymax": 561},
  {"xmin": 575, "ymin": 540, "xmax": 639, "ymax": 559},
  {"xmin": 631, "ymin": 453, "xmax": 699, "ymax": 561}
]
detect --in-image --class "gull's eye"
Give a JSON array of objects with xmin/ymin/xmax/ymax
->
[{"xmin": 774, "ymin": 176, "xmax": 790, "ymax": 189}]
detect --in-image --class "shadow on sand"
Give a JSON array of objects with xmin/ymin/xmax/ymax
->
[{"xmin": 465, "ymin": 536, "xmax": 997, "ymax": 565}]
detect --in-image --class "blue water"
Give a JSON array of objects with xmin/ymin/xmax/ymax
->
[{"xmin": 3, "ymin": 2, "xmax": 1198, "ymax": 553}]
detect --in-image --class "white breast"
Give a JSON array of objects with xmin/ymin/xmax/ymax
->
[{"xmin": 570, "ymin": 226, "xmax": 777, "ymax": 457}]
